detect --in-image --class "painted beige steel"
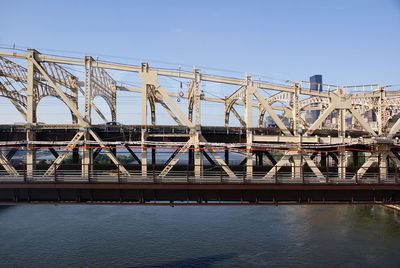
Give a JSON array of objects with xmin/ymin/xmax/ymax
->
[{"xmin": 0, "ymin": 49, "xmax": 399, "ymax": 181}]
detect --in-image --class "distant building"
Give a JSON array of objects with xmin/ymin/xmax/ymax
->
[
  {"xmin": 310, "ymin": 75, "xmax": 323, "ymax": 91},
  {"xmin": 305, "ymin": 75, "xmax": 323, "ymax": 125}
]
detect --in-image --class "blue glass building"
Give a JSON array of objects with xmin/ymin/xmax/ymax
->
[{"xmin": 305, "ymin": 75, "xmax": 323, "ymax": 124}]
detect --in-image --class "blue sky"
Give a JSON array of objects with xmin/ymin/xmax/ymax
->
[{"xmin": 0, "ymin": 0, "xmax": 399, "ymax": 124}]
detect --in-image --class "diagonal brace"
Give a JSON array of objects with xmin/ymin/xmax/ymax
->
[
  {"xmin": 199, "ymin": 135, "xmax": 237, "ymax": 179},
  {"xmin": 264, "ymin": 151, "xmax": 292, "ymax": 179},
  {"xmin": 349, "ymin": 108, "xmax": 377, "ymax": 136},
  {"xmin": 304, "ymin": 104, "xmax": 336, "ymax": 136},
  {"xmin": 159, "ymin": 137, "xmax": 193, "ymax": 177},
  {"xmin": 0, "ymin": 150, "xmax": 19, "ymax": 176},
  {"xmin": 155, "ymin": 84, "xmax": 195, "ymax": 128},
  {"xmin": 352, "ymin": 152, "xmax": 379, "ymax": 180},
  {"xmin": 43, "ymin": 131, "xmax": 85, "ymax": 176},
  {"xmin": 303, "ymin": 153, "xmax": 325, "ymax": 180},
  {"xmin": 89, "ymin": 130, "xmax": 131, "ymax": 176},
  {"xmin": 158, "ymin": 99, "xmax": 184, "ymax": 126},
  {"xmin": 254, "ymin": 90, "xmax": 291, "ymax": 135},
  {"xmin": 231, "ymin": 106, "xmax": 246, "ymax": 127}
]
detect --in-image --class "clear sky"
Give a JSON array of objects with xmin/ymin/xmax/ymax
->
[{"xmin": 0, "ymin": 0, "xmax": 399, "ymax": 124}]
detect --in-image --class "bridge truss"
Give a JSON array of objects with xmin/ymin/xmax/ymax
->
[{"xmin": 0, "ymin": 48, "xmax": 400, "ymax": 191}]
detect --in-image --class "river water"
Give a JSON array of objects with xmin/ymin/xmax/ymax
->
[{"xmin": 0, "ymin": 205, "xmax": 399, "ymax": 267}]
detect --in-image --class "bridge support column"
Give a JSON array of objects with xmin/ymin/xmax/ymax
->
[
  {"xmin": 338, "ymin": 107, "xmax": 347, "ymax": 179},
  {"xmin": 246, "ymin": 133, "xmax": 253, "ymax": 179},
  {"xmin": 291, "ymin": 153, "xmax": 302, "ymax": 180},
  {"xmin": 81, "ymin": 56, "xmax": 94, "ymax": 180},
  {"xmin": 26, "ymin": 50, "xmax": 38, "ymax": 179},
  {"xmin": 379, "ymin": 145, "xmax": 389, "ymax": 182},
  {"xmin": 26, "ymin": 130, "xmax": 36, "ymax": 179},
  {"xmin": 338, "ymin": 150, "xmax": 347, "ymax": 179},
  {"xmin": 245, "ymin": 77, "xmax": 255, "ymax": 179},
  {"xmin": 379, "ymin": 153, "xmax": 388, "ymax": 182},
  {"xmin": 291, "ymin": 83, "xmax": 303, "ymax": 181},
  {"xmin": 82, "ymin": 131, "xmax": 92, "ymax": 180},
  {"xmin": 139, "ymin": 64, "xmax": 150, "ymax": 178},
  {"xmin": 191, "ymin": 69, "xmax": 203, "ymax": 178},
  {"xmin": 141, "ymin": 130, "xmax": 147, "ymax": 177},
  {"xmin": 292, "ymin": 83, "xmax": 300, "ymax": 134},
  {"xmin": 194, "ymin": 133, "xmax": 203, "ymax": 178},
  {"xmin": 377, "ymin": 87, "xmax": 386, "ymax": 136}
]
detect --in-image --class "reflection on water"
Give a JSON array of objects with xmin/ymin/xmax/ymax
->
[{"xmin": 0, "ymin": 205, "xmax": 399, "ymax": 268}]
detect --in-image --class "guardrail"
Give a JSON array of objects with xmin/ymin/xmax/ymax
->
[{"xmin": 0, "ymin": 164, "xmax": 398, "ymax": 185}]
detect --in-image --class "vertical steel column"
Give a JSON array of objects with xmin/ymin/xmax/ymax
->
[
  {"xmin": 140, "ymin": 63, "xmax": 149, "ymax": 177},
  {"xmin": 111, "ymin": 81, "xmax": 118, "ymax": 161},
  {"xmin": 84, "ymin": 56, "xmax": 93, "ymax": 124},
  {"xmin": 193, "ymin": 69, "xmax": 203, "ymax": 178},
  {"xmin": 82, "ymin": 56, "xmax": 93, "ymax": 180},
  {"xmin": 26, "ymin": 49, "xmax": 38, "ymax": 179},
  {"xmin": 338, "ymin": 89, "xmax": 347, "ymax": 179},
  {"xmin": 291, "ymin": 83, "xmax": 302, "ymax": 180},
  {"xmin": 292, "ymin": 137, "xmax": 303, "ymax": 180},
  {"xmin": 379, "ymin": 145, "xmax": 388, "ymax": 182},
  {"xmin": 141, "ymin": 131, "xmax": 147, "ymax": 177},
  {"xmin": 292, "ymin": 83, "xmax": 300, "ymax": 135},
  {"xmin": 245, "ymin": 77, "xmax": 254, "ymax": 179},
  {"xmin": 377, "ymin": 87, "xmax": 385, "ymax": 136},
  {"xmin": 111, "ymin": 82, "xmax": 117, "ymax": 122}
]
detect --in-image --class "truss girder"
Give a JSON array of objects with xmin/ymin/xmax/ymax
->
[
  {"xmin": 0, "ymin": 55, "xmax": 78, "ymax": 122},
  {"xmin": 43, "ymin": 130, "xmax": 130, "ymax": 177},
  {"xmin": 1, "ymin": 49, "xmax": 400, "ymax": 183},
  {"xmin": 32, "ymin": 57, "xmax": 85, "ymax": 124},
  {"xmin": 263, "ymin": 151, "xmax": 325, "ymax": 181}
]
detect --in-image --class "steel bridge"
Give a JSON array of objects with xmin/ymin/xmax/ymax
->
[{"xmin": 0, "ymin": 48, "xmax": 400, "ymax": 205}]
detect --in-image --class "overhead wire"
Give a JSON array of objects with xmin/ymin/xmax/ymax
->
[
  {"xmin": 3, "ymin": 43, "xmax": 399, "ymax": 90},
  {"xmin": 0, "ymin": 43, "xmax": 296, "ymax": 87},
  {"xmin": 2, "ymin": 44, "xmax": 400, "ymax": 128}
]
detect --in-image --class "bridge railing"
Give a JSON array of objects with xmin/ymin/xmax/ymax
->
[{"xmin": 0, "ymin": 164, "xmax": 399, "ymax": 184}]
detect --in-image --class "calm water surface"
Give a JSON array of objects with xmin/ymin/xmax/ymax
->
[{"xmin": 0, "ymin": 205, "xmax": 399, "ymax": 267}]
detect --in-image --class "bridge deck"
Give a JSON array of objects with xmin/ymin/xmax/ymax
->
[{"xmin": 1, "ymin": 182, "xmax": 399, "ymax": 205}]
